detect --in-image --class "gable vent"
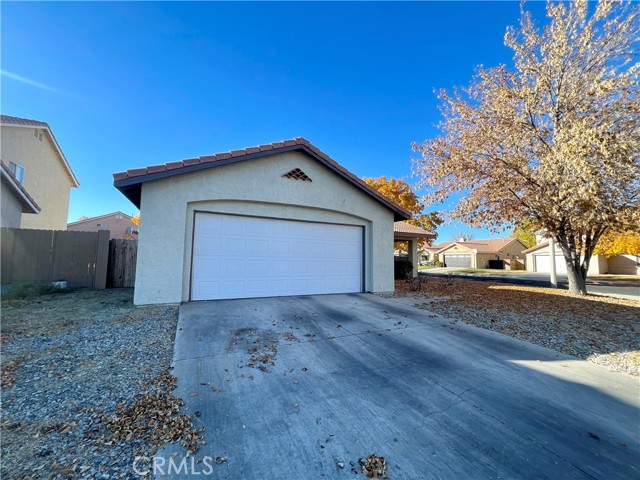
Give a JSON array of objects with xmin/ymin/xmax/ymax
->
[{"xmin": 282, "ymin": 168, "xmax": 312, "ymax": 182}]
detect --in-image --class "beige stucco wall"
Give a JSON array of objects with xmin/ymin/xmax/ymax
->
[
  {"xmin": 68, "ymin": 214, "xmax": 137, "ymax": 240},
  {"xmin": 1, "ymin": 184, "xmax": 23, "ymax": 228},
  {"xmin": 439, "ymin": 244, "xmax": 475, "ymax": 267},
  {"xmin": 0, "ymin": 126, "xmax": 74, "ymax": 230},
  {"xmin": 135, "ymin": 151, "xmax": 395, "ymax": 305}
]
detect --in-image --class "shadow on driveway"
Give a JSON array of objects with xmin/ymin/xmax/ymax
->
[{"xmin": 158, "ymin": 294, "xmax": 639, "ymax": 479}]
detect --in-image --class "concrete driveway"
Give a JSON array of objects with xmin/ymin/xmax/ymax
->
[{"xmin": 159, "ymin": 294, "xmax": 639, "ymax": 479}]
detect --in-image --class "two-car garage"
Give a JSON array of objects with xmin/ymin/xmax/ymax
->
[
  {"xmin": 191, "ymin": 212, "xmax": 363, "ymax": 300},
  {"xmin": 113, "ymin": 138, "xmax": 410, "ymax": 305}
]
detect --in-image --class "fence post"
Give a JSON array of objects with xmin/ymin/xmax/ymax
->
[{"xmin": 94, "ymin": 230, "xmax": 110, "ymax": 289}]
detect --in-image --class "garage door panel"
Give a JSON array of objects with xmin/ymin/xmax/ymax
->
[
  {"xmin": 443, "ymin": 254, "xmax": 471, "ymax": 268},
  {"xmin": 193, "ymin": 258, "xmax": 221, "ymax": 277},
  {"xmin": 192, "ymin": 213, "xmax": 363, "ymax": 300},
  {"xmin": 535, "ymin": 254, "xmax": 567, "ymax": 274}
]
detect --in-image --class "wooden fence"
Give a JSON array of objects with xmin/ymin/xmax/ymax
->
[
  {"xmin": 107, "ymin": 239, "xmax": 138, "ymax": 288},
  {"xmin": 1, "ymin": 228, "xmax": 110, "ymax": 288}
]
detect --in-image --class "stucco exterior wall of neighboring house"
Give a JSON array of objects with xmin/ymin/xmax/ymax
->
[
  {"xmin": 476, "ymin": 240, "xmax": 526, "ymax": 268},
  {"xmin": 0, "ymin": 119, "xmax": 78, "ymax": 230},
  {"xmin": 607, "ymin": 254, "xmax": 640, "ymax": 275},
  {"xmin": 1, "ymin": 183, "xmax": 23, "ymax": 228},
  {"xmin": 523, "ymin": 243, "xmax": 639, "ymax": 275},
  {"xmin": 1, "ymin": 161, "xmax": 40, "ymax": 228},
  {"xmin": 437, "ymin": 238, "xmax": 527, "ymax": 269},
  {"xmin": 67, "ymin": 212, "xmax": 138, "ymax": 240},
  {"xmin": 134, "ymin": 151, "xmax": 396, "ymax": 305}
]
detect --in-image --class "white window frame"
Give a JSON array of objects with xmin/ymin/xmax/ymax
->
[{"xmin": 8, "ymin": 162, "xmax": 25, "ymax": 184}]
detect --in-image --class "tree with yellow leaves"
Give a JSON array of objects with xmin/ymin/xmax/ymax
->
[
  {"xmin": 413, "ymin": 0, "xmax": 639, "ymax": 294},
  {"xmin": 594, "ymin": 230, "xmax": 640, "ymax": 257},
  {"xmin": 363, "ymin": 176, "xmax": 441, "ymax": 244}
]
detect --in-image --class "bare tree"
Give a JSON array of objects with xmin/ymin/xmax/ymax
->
[{"xmin": 413, "ymin": 0, "xmax": 639, "ymax": 294}]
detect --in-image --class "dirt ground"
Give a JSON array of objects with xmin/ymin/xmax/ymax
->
[
  {"xmin": 0, "ymin": 288, "xmax": 186, "ymax": 479},
  {"xmin": 394, "ymin": 277, "xmax": 640, "ymax": 376}
]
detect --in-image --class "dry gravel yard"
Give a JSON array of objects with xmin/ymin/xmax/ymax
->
[
  {"xmin": 0, "ymin": 287, "xmax": 192, "ymax": 480},
  {"xmin": 393, "ymin": 277, "xmax": 640, "ymax": 376}
]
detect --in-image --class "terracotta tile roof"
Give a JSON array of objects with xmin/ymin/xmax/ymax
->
[
  {"xmin": 0, "ymin": 161, "xmax": 40, "ymax": 213},
  {"xmin": 0, "ymin": 115, "xmax": 49, "ymax": 127},
  {"xmin": 0, "ymin": 115, "xmax": 80, "ymax": 187},
  {"xmin": 113, "ymin": 137, "xmax": 411, "ymax": 221},
  {"xmin": 436, "ymin": 238, "xmax": 522, "ymax": 254},
  {"xmin": 393, "ymin": 221, "xmax": 436, "ymax": 238}
]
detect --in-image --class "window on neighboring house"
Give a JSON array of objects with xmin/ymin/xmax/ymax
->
[
  {"xmin": 8, "ymin": 162, "xmax": 25, "ymax": 184},
  {"xmin": 97, "ymin": 223, "xmax": 108, "ymax": 228},
  {"xmin": 126, "ymin": 227, "xmax": 139, "ymax": 236}
]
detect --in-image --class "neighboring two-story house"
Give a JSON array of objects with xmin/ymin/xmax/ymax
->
[
  {"xmin": 67, "ymin": 212, "xmax": 139, "ymax": 240},
  {"xmin": 0, "ymin": 115, "xmax": 79, "ymax": 230}
]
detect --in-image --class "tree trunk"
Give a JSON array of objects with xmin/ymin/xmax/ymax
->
[
  {"xmin": 556, "ymin": 238, "xmax": 589, "ymax": 295},
  {"xmin": 565, "ymin": 261, "xmax": 588, "ymax": 295}
]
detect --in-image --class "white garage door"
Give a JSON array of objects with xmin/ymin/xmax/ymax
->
[
  {"xmin": 191, "ymin": 213, "xmax": 363, "ymax": 300},
  {"xmin": 443, "ymin": 254, "xmax": 472, "ymax": 268},
  {"xmin": 534, "ymin": 254, "xmax": 567, "ymax": 274}
]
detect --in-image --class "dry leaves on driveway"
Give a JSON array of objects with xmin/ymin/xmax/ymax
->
[{"xmin": 394, "ymin": 278, "xmax": 640, "ymax": 375}]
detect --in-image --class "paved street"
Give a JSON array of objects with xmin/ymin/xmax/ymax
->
[{"xmin": 420, "ymin": 268, "xmax": 640, "ymax": 300}]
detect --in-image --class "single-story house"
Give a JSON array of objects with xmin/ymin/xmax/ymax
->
[
  {"xmin": 418, "ymin": 245, "xmax": 441, "ymax": 264},
  {"xmin": 1, "ymin": 160, "xmax": 40, "ymax": 228},
  {"xmin": 393, "ymin": 222, "xmax": 436, "ymax": 275},
  {"xmin": 435, "ymin": 238, "xmax": 528, "ymax": 269},
  {"xmin": 67, "ymin": 211, "xmax": 139, "ymax": 240},
  {"xmin": 523, "ymin": 241, "xmax": 640, "ymax": 275},
  {"xmin": 113, "ymin": 138, "xmax": 410, "ymax": 305}
]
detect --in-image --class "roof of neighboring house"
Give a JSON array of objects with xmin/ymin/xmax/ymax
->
[
  {"xmin": 67, "ymin": 211, "xmax": 134, "ymax": 227},
  {"xmin": 113, "ymin": 137, "xmax": 411, "ymax": 221},
  {"xmin": 436, "ymin": 238, "xmax": 524, "ymax": 254},
  {"xmin": 0, "ymin": 160, "xmax": 40, "ymax": 214},
  {"xmin": 522, "ymin": 241, "xmax": 553, "ymax": 254},
  {"xmin": 0, "ymin": 115, "xmax": 80, "ymax": 188},
  {"xmin": 393, "ymin": 221, "xmax": 436, "ymax": 239}
]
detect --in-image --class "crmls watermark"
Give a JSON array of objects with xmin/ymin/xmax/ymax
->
[{"xmin": 133, "ymin": 455, "xmax": 215, "ymax": 476}]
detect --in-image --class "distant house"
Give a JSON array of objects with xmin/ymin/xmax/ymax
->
[
  {"xmin": 523, "ymin": 241, "xmax": 640, "ymax": 276},
  {"xmin": 67, "ymin": 212, "xmax": 138, "ymax": 240},
  {"xmin": 434, "ymin": 238, "xmax": 528, "ymax": 269},
  {"xmin": 0, "ymin": 115, "xmax": 79, "ymax": 230},
  {"xmin": 1, "ymin": 161, "xmax": 40, "ymax": 228}
]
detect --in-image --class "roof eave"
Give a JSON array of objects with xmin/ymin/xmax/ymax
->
[
  {"xmin": 113, "ymin": 143, "xmax": 411, "ymax": 220},
  {"xmin": 1, "ymin": 168, "xmax": 40, "ymax": 213}
]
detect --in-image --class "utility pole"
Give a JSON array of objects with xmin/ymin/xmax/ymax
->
[{"xmin": 549, "ymin": 236, "xmax": 558, "ymax": 288}]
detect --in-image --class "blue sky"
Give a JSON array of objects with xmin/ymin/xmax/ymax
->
[{"xmin": 1, "ymin": 1, "xmax": 547, "ymax": 241}]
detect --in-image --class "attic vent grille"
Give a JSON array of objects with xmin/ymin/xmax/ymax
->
[{"xmin": 282, "ymin": 168, "xmax": 312, "ymax": 182}]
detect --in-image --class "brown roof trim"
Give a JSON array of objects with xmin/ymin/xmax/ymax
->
[
  {"xmin": 1, "ymin": 161, "xmax": 40, "ymax": 213},
  {"xmin": 0, "ymin": 115, "xmax": 48, "ymax": 127},
  {"xmin": 113, "ymin": 138, "xmax": 411, "ymax": 221},
  {"xmin": 521, "ymin": 241, "xmax": 549, "ymax": 254}
]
